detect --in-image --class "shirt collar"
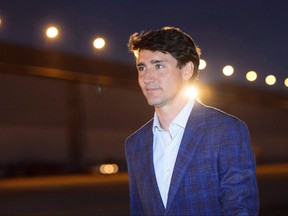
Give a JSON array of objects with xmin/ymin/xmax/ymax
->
[{"xmin": 152, "ymin": 98, "xmax": 195, "ymax": 134}]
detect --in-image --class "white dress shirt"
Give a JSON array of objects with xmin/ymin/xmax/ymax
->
[{"xmin": 152, "ymin": 99, "xmax": 194, "ymax": 207}]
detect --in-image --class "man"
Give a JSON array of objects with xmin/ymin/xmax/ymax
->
[{"xmin": 125, "ymin": 26, "xmax": 259, "ymax": 215}]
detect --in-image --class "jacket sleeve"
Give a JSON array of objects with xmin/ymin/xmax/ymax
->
[
  {"xmin": 218, "ymin": 120, "xmax": 260, "ymax": 215},
  {"xmin": 125, "ymin": 138, "xmax": 145, "ymax": 216}
]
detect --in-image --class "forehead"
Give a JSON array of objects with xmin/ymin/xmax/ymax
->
[{"xmin": 137, "ymin": 49, "xmax": 176, "ymax": 64}]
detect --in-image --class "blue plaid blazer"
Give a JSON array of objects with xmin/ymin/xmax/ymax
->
[{"xmin": 125, "ymin": 100, "xmax": 259, "ymax": 215}]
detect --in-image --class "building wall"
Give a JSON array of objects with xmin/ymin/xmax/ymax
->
[
  {"xmin": 0, "ymin": 72, "xmax": 153, "ymax": 167},
  {"xmin": 0, "ymin": 72, "xmax": 287, "ymax": 170}
]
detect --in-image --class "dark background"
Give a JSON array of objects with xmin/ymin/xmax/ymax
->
[
  {"xmin": 1, "ymin": 0, "xmax": 288, "ymax": 91},
  {"xmin": 0, "ymin": 1, "xmax": 287, "ymax": 215}
]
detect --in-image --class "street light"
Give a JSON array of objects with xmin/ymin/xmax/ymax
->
[
  {"xmin": 46, "ymin": 26, "xmax": 59, "ymax": 39},
  {"xmin": 93, "ymin": 37, "xmax": 105, "ymax": 49},
  {"xmin": 223, "ymin": 65, "xmax": 234, "ymax": 76},
  {"xmin": 199, "ymin": 59, "xmax": 207, "ymax": 70},
  {"xmin": 265, "ymin": 75, "xmax": 276, "ymax": 86},
  {"xmin": 185, "ymin": 86, "xmax": 198, "ymax": 99},
  {"xmin": 284, "ymin": 78, "xmax": 288, "ymax": 88},
  {"xmin": 246, "ymin": 71, "xmax": 257, "ymax": 82}
]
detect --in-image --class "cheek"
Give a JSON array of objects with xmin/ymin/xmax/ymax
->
[
  {"xmin": 164, "ymin": 75, "xmax": 184, "ymax": 91},
  {"xmin": 160, "ymin": 74, "xmax": 176, "ymax": 86},
  {"xmin": 138, "ymin": 76, "xmax": 143, "ymax": 86},
  {"xmin": 138, "ymin": 77, "xmax": 146, "ymax": 91}
]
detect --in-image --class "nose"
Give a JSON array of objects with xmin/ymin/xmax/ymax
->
[{"xmin": 142, "ymin": 69, "xmax": 155, "ymax": 84}]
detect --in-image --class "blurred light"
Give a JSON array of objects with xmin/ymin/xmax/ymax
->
[
  {"xmin": 284, "ymin": 78, "xmax": 288, "ymax": 87},
  {"xmin": 93, "ymin": 37, "xmax": 105, "ymax": 49},
  {"xmin": 223, "ymin": 65, "xmax": 234, "ymax": 76},
  {"xmin": 265, "ymin": 75, "xmax": 276, "ymax": 85},
  {"xmin": 99, "ymin": 163, "xmax": 118, "ymax": 174},
  {"xmin": 246, "ymin": 71, "xmax": 257, "ymax": 82},
  {"xmin": 133, "ymin": 50, "xmax": 139, "ymax": 59},
  {"xmin": 199, "ymin": 59, "xmax": 207, "ymax": 70},
  {"xmin": 95, "ymin": 85, "xmax": 102, "ymax": 95},
  {"xmin": 185, "ymin": 86, "xmax": 198, "ymax": 99},
  {"xmin": 46, "ymin": 26, "xmax": 59, "ymax": 38},
  {"xmin": 0, "ymin": 18, "xmax": 3, "ymax": 28}
]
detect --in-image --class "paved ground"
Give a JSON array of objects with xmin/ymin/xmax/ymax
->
[
  {"xmin": 0, "ymin": 174, "xmax": 130, "ymax": 215},
  {"xmin": 257, "ymin": 163, "xmax": 288, "ymax": 216},
  {"xmin": 0, "ymin": 164, "xmax": 288, "ymax": 216}
]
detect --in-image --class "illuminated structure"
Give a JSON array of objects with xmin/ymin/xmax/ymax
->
[{"xmin": 0, "ymin": 41, "xmax": 287, "ymax": 168}]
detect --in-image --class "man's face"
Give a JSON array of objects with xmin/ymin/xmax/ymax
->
[{"xmin": 136, "ymin": 49, "xmax": 192, "ymax": 109}]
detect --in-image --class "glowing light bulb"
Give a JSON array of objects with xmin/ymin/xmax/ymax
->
[
  {"xmin": 46, "ymin": 26, "xmax": 58, "ymax": 38},
  {"xmin": 185, "ymin": 86, "xmax": 198, "ymax": 99},
  {"xmin": 93, "ymin": 37, "xmax": 105, "ymax": 49},
  {"xmin": 223, "ymin": 65, "xmax": 234, "ymax": 76},
  {"xmin": 265, "ymin": 75, "xmax": 276, "ymax": 85},
  {"xmin": 199, "ymin": 59, "xmax": 207, "ymax": 70},
  {"xmin": 246, "ymin": 71, "xmax": 257, "ymax": 82},
  {"xmin": 99, "ymin": 164, "xmax": 119, "ymax": 174},
  {"xmin": 284, "ymin": 78, "xmax": 288, "ymax": 88}
]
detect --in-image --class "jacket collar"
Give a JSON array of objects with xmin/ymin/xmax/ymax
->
[
  {"xmin": 166, "ymin": 100, "xmax": 206, "ymax": 211},
  {"xmin": 139, "ymin": 100, "xmax": 206, "ymax": 212}
]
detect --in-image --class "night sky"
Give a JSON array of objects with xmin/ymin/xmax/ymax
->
[{"xmin": 1, "ymin": 0, "xmax": 288, "ymax": 92}]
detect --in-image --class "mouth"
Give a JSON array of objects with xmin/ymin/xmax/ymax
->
[{"xmin": 145, "ymin": 87, "xmax": 160, "ymax": 95}]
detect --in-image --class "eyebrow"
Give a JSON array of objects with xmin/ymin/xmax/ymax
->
[
  {"xmin": 137, "ymin": 62, "xmax": 145, "ymax": 67},
  {"xmin": 150, "ymin": 59, "xmax": 165, "ymax": 64},
  {"xmin": 137, "ymin": 59, "xmax": 165, "ymax": 67}
]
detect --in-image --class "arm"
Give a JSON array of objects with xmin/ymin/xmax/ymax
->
[
  {"xmin": 128, "ymin": 168, "xmax": 145, "ymax": 216},
  {"xmin": 218, "ymin": 120, "xmax": 260, "ymax": 215},
  {"xmin": 125, "ymin": 140, "xmax": 145, "ymax": 216}
]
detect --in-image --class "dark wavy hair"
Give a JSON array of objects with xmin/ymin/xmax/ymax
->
[{"xmin": 127, "ymin": 26, "xmax": 200, "ymax": 83}]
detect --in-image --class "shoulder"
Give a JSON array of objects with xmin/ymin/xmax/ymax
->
[
  {"xmin": 194, "ymin": 103, "xmax": 252, "ymax": 158},
  {"xmin": 196, "ymin": 101, "xmax": 247, "ymax": 127},
  {"xmin": 192, "ymin": 101, "xmax": 249, "ymax": 136},
  {"xmin": 125, "ymin": 119, "xmax": 153, "ymax": 146}
]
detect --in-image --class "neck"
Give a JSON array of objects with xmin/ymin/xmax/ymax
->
[{"xmin": 155, "ymin": 97, "xmax": 189, "ymax": 131}]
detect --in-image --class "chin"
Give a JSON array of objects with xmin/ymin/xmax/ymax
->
[
  {"xmin": 146, "ymin": 99, "xmax": 162, "ymax": 108},
  {"xmin": 145, "ymin": 94, "xmax": 164, "ymax": 106}
]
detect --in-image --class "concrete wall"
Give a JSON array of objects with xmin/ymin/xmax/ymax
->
[
  {"xmin": 1, "ymin": 72, "xmax": 287, "ymax": 168},
  {"xmin": 0, "ymin": 72, "xmax": 153, "ymax": 168}
]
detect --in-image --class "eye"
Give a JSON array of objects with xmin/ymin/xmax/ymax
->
[
  {"xmin": 137, "ymin": 65, "xmax": 145, "ymax": 72},
  {"xmin": 155, "ymin": 64, "xmax": 164, "ymax": 69}
]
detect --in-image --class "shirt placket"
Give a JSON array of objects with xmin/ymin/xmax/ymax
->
[{"xmin": 162, "ymin": 130, "xmax": 173, "ymax": 200}]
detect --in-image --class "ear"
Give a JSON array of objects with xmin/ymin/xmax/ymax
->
[{"xmin": 182, "ymin": 62, "xmax": 194, "ymax": 81}]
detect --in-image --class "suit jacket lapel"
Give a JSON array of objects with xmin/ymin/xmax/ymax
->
[
  {"xmin": 166, "ymin": 100, "xmax": 206, "ymax": 211},
  {"xmin": 140, "ymin": 121, "xmax": 166, "ymax": 212}
]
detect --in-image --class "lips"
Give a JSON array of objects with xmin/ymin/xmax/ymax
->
[{"xmin": 145, "ymin": 87, "xmax": 160, "ymax": 94}]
